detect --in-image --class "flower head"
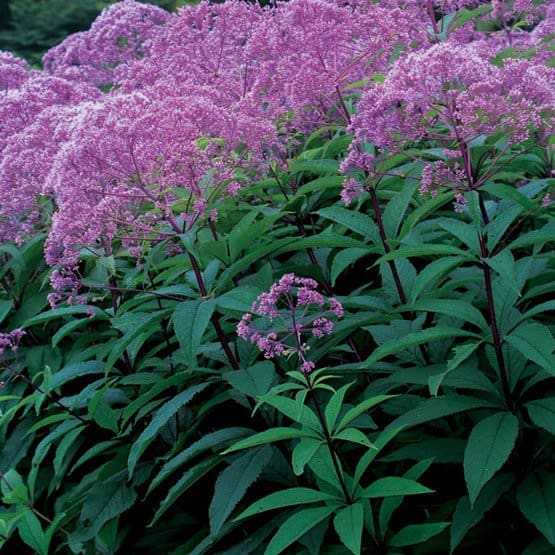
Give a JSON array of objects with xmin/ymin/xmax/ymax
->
[{"xmin": 237, "ymin": 274, "xmax": 343, "ymax": 372}]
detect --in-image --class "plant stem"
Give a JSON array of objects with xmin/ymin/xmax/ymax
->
[
  {"xmin": 476, "ymin": 196, "xmax": 514, "ymax": 412},
  {"xmin": 187, "ymin": 253, "xmax": 240, "ymax": 370},
  {"xmin": 305, "ymin": 373, "xmax": 352, "ymax": 503},
  {"xmin": 426, "ymin": 0, "xmax": 440, "ymax": 38},
  {"xmin": 289, "ymin": 304, "xmax": 351, "ymax": 502},
  {"xmin": 10, "ymin": 364, "xmax": 89, "ymax": 424},
  {"xmin": 147, "ymin": 271, "xmax": 174, "ymax": 372},
  {"xmin": 369, "ymin": 186, "xmax": 407, "ymax": 305},
  {"xmin": 369, "ymin": 185, "xmax": 430, "ymax": 364}
]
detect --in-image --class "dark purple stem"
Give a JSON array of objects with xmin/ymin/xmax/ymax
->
[
  {"xmin": 427, "ymin": 0, "xmax": 440, "ymax": 38},
  {"xmin": 369, "ymin": 186, "xmax": 407, "ymax": 305},
  {"xmin": 187, "ymin": 252, "xmax": 240, "ymax": 371},
  {"xmin": 290, "ymin": 305, "xmax": 352, "ymax": 502},
  {"xmin": 477, "ymin": 197, "xmax": 514, "ymax": 412}
]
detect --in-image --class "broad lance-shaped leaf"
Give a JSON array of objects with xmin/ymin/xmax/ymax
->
[
  {"xmin": 173, "ymin": 299, "xmax": 216, "ymax": 367},
  {"xmin": 526, "ymin": 398, "xmax": 555, "ymax": 435},
  {"xmin": 325, "ymin": 382, "xmax": 353, "ymax": 431},
  {"xmin": 517, "ymin": 473, "xmax": 555, "ymax": 546},
  {"xmin": 363, "ymin": 477, "xmax": 433, "ymax": 498},
  {"xmin": 128, "ymin": 382, "xmax": 209, "ymax": 477},
  {"xmin": 335, "ymin": 395, "xmax": 396, "ymax": 433},
  {"xmin": 428, "ymin": 342, "xmax": 481, "ymax": 396},
  {"xmin": 317, "ymin": 206, "xmax": 380, "ymax": 243},
  {"xmin": 76, "ymin": 474, "xmax": 137, "ymax": 542},
  {"xmin": 264, "ymin": 505, "xmax": 336, "ymax": 555},
  {"xmin": 151, "ymin": 457, "xmax": 220, "ymax": 525},
  {"xmin": 222, "ymin": 427, "xmax": 319, "ymax": 454},
  {"xmin": 292, "ymin": 438, "xmax": 323, "ymax": 476},
  {"xmin": 383, "ymin": 395, "xmax": 497, "ymax": 436},
  {"xmin": 17, "ymin": 507, "xmax": 46, "ymax": 555},
  {"xmin": 464, "ymin": 412, "xmax": 518, "ymax": 506},
  {"xmin": 506, "ymin": 323, "xmax": 555, "ymax": 375},
  {"xmin": 362, "ymin": 327, "xmax": 480, "ymax": 368},
  {"xmin": 450, "ymin": 474, "xmax": 513, "ymax": 553},
  {"xmin": 209, "ymin": 445, "xmax": 273, "ymax": 535},
  {"xmin": 379, "ymin": 459, "xmax": 434, "ymax": 538},
  {"xmin": 334, "ymin": 503, "xmax": 364, "ymax": 555},
  {"xmin": 389, "ymin": 522, "xmax": 449, "ymax": 547},
  {"xmin": 235, "ymin": 487, "xmax": 338, "ymax": 521},
  {"xmin": 410, "ymin": 298, "xmax": 488, "ymax": 332},
  {"xmin": 149, "ymin": 427, "xmax": 250, "ymax": 493}
]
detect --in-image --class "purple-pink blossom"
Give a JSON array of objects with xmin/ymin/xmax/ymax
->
[{"xmin": 237, "ymin": 274, "xmax": 343, "ymax": 371}]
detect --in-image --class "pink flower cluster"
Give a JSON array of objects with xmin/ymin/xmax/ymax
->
[
  {"xmin": 0, "ymin": 0, "xmax": 552, "ymax": 292},
  {"xmin": 0, "ymin": 329, "xmax": 25, "ymax": 357},
  {"xmin": 0, "ymin": 51, "xmax": 29, "ymax": 91},
  {"xmin": 237, "ymin": 274, "xmax": 343, "ymax": 372},
  {"xmin": 43, "ymin": 0, "xmax": 169, "ymax": 87}
]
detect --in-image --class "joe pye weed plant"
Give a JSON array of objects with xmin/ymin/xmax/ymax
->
[{"xmin": 0, "ymin": 0, "xmax": 553, "ymax": 553}]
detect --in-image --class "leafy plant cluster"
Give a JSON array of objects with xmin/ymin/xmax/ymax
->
[{"xmin": 0, "ymin": 0, "xmax": 554, "ymax": 553}]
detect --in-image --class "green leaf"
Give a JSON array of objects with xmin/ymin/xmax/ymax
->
[
  {"xmin": 507, "ymin": 221, "xmax": 555, "ymax": 251},
  {"xmin": 385, "ymin": 395, "xmax": 496, "ymax": 435},
  {"xmin": 78, "ymin": 474, "xmax": 137, "ymax": 541},
  {"xmin": 209, "ymin": 445, "xmax": 273, "ymax": 535},
  {"xmin": 21, "ymin": 305, "xmax": 104, "ymax": 328},
  {"xmin": 362, "ymin": 327, "xmax": 479, "ymax": 367},
  {"xmin": 376, "ymin": 244, "xmax": 470, "ymax": 264},
  {"xmin": 263, "ymin": 395, "xmax": 321, "ymax": 430},
  {"xmin": 128, "ymin": 382, "xmax": 209, "ymax": 477},
  {"xmin": 88, "ymin": 391, "xmax": 118, "ymax": 433},
  {"xmin": 222, "ymin": 427, "xmax": 318, "ymax": 454},
  {"xmin": 451, "ymin": 474, "xmax": 513, "ymax": 553},
  {"xmin": 292, "ymin": 438, "xmax": 323, "ymax": 476},
  {"xmin": 517, "ymin": 473, "xmax": 555, "ymax": 546},
  {"xmin": 464, "ymin": 412, "xmax": 519, "ymax": 505},
  {"xmin": 149, "ymin": 427, "xmax": 249, "ymax": 493},
  {"xmin": 151, "ymin": 457, "xmax": 220, "ymax": 525},
  {"xmin": 264, "ymin": 505, "xmax": 335, "ymax": 555},
  {"xmin": 382, "ymin": 182, "xmax": 417, "ymax": 239},
  {"xmin": 437, "ymin": 218, "xmax": 479, "ymax": 253},
  {"xmin": 1, "ymin": 470, "xmax": 28, "ymax": 505},
  {"xmin": 363, "ymin": 477, "xmax": 433, "ymax": 498},
  {"xmin": 411, "ymin": 298, "xmax": 488, "ymax": 332},
  {"xmin": 410, "ymin": 257, "xmax": 463, "ymax": 303},
  {"xmin": 429, "ymin": 342, "xmax": 481, "ymax": 396},
  {"xmin": 224, "ymin": 362, "xmax": 276, "ymax": 399},
  {"xmin": 317, "ymin": 206, "xmax": 380, "ymax": 243},
  {"xmin": 50, "ymin": 361, "xmax": 105, "ymax": 389},
  {"xmin": 336, "ymin": 395, "xmax": 396, "ymax": 433},
  {"xmin": 325, "ymin": 383, "xmax": 352, "ymax": 431},
  {"xmin": 450, "ymin": 5, "xmax": 492, "ymax": 31},
  {"xmin": 0, "ymin": 299, "xmax": 13, "ymax": 325},
  {"xmin": 106, "ymin": 309, "xmax": 171, "ymax": 371},
  {"xmin": 217, "ymin": 286, "xmax": 261, "ymax": 314},
  {"xmin": 389, "ymin": 522, "xmax": 449, "ymax": 547},
  {"xmin": 526, "ymin": 398, "xmax": 555, "ymax": 435},
  {"xmin": 236, "ymin": 487, "xmax": 337, "ymax": 521},
  {"xmin": 331, "ymin": 248, "xmax": 372, "ymax": 286},
  {"xmin": 17, "ymin": 507, "xmax": 46, "ymax": 555},
  {"xmin": 354, "ymin": 427, "xmax": 406, "ymax": 485},
  {"xmin": 378, "ymin": 459, "xmax": 434, "ymax": 538},
  {"xmin": 506, "ymin": 323, "xmax": 555, "ymax": 375},
  {"xmin": 487, "ymin": 251, "xmax": 521, "ymax": 297},
  {"xmin": 290, "ymin": 159, "xmax": 339, "ymax": 174},
  {"xmin": 333, "ymin": 428, "xmax": 374, "ymax": 448},
  {"xmin": 334, "ymin": 503, "xmax": 364, "ymax": 555},
  {"xmin": 173, "ymin": 300, "xmax": 217, "ymax": 367}
]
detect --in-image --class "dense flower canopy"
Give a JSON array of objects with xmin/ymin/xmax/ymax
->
[{"xmin": 0, "ymin": 0, "xmax": 553, "ymax": 289}]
